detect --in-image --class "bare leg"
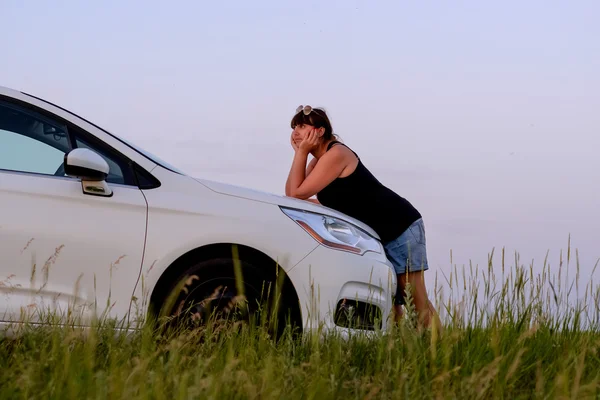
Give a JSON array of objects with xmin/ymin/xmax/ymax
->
[
  {"xmin": 393, "ymin": 304, "xmax": 404, "ymax": 322},
  {"xmin": 399, "ymin": 271, "xmax": 440, "ymax": 331},
  {"xmin": 392, "ymin": 273, "xmax": 406, "ymax": 323}
]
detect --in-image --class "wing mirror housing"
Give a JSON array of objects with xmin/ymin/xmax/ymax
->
[{"xmin": 64, "ymin": 148, "xmax": 113, "ymax": 197}]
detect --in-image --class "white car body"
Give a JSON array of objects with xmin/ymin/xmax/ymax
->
[{"xmin": 0, "ymin": 85, "xmax": 397, "ymax": 336}]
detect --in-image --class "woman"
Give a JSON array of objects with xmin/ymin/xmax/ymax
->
[{"xmin": 285, "ymin": 105, "xmax": 438, "ymax": 329}]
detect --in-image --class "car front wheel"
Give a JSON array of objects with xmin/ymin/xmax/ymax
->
[{"xmin": 155, "ymin": 257, "xmax": 297, "ymax": 338}]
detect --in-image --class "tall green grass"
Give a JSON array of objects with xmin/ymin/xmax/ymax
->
[{"xmin": 1, "ymin": 241, "xmax": 599, "ymax": 399}]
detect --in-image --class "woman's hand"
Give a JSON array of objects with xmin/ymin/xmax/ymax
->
[
  {"xmin": 290, "ymin": 132, "xmax": 300, "ymax": 151},
  {"xmin": 298, "ymin": 129, "xmax": 320, "ymax": 153}
]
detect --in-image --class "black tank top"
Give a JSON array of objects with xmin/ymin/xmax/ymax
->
[{"xmin": 316, "ymin": 141, "xmax": 421, "ymax": 244}]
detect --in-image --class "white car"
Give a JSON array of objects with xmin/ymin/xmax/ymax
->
[{"xmin": 0, "ymin": 85, "xmax": 397, "ymax": 337}]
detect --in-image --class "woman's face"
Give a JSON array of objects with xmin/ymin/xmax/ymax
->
[{"xmin": 292, "ymin": 123, "xmax": 320, "ymax": 146}]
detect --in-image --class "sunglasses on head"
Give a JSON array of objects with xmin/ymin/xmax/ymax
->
[{"xmin": 296, "ymin": 105, "xmax": 314, "ymax": 115}]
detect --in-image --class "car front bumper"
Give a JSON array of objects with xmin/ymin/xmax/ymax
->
[{"xmin": 287, "ymin": 245, "xmax": 397, "ymax": 335}]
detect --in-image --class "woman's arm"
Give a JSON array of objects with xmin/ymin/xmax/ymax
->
[
  {"xmin": 305, "ymin": 160, "xmax": 320, "ymax": 204},
  {"xmin": 285, "ymin": 149, "xmax": 309, "ymax": 197},
  {"xmin": 286, "ymin": 147, "xmax": 347, "ymax": 200},
  {"xmin": 306, "ymin": 157, "xmax": 318, "ymax": 177},
  {"xmin": 286, "ymin": 157, "xmax": 317, "ymax": 195}
]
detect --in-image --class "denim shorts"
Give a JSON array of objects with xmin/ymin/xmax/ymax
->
[
  {"xmin": 383, "ymin": 218, "xmax": 429, "ymax": 305},
  {"xmin": 383, "ymin": 218, "xmax": 429, "ymax": 276}
]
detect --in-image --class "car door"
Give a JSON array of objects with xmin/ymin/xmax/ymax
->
[{"xmin": 0, "ymin": 99, "xmax": 148, "ymax": 326}]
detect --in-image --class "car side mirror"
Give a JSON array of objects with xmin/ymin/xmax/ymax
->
[{"xmin": 64, "ymin": 148, "xmax": 113, "ymax": 197}]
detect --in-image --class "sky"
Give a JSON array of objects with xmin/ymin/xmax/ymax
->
[{"xmin": 2, "ymin": 0, "xmax": 599, "ymax": 314}]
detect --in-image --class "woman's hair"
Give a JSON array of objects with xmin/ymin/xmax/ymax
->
[{"xmin": 290, "ymin": 106, "xmax": 337, "ymax": 141}]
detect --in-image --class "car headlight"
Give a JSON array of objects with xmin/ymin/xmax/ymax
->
[{"xmin": 280, "ymin": 207, "xmax": 383, "ymax": 255}]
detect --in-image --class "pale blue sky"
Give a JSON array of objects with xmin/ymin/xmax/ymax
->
[{"xmin": 2, "ymin": 1, "xmax": 599, "ymax": 306}]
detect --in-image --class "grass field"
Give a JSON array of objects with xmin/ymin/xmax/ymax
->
[{"xmin": 1, "ymin": 245, "xmax": 599, "ymax": 399}]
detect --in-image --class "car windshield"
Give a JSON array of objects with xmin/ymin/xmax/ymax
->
[{"xmin": 108, "ymin": 132, "xmax": 187, "ymax": 175}]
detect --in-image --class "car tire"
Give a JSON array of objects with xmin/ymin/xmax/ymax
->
[{"xmin": 155, "ymin": 257, "xmax": 298, "ymax": 339}]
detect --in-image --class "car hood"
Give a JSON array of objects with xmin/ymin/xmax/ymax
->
[{"xmin": 193, "ymin": 177, "xmax": 380, "ymax": 240}]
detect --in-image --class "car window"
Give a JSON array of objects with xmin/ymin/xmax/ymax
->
[
  {"xmin": 0, "ymin": 103, "xmax": 71, "ymax": 176},
  {"xmin": 0, "ymin": 100, "xmax": 138, "ymax": 186}
]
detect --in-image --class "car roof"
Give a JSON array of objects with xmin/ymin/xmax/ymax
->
[{"xmin": 0, "ymin": 85, "xmax": 27, "ymax": 98}]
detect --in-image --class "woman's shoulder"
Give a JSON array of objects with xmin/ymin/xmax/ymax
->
[
  {"xmin": 325, "ymin": 142, "xmax": 354, "ymax": 159},
  {"xmin": 323, "ymin": 141, "xmax": 360, "ymax": 179},
  {"xmin": 327, "ymin": 140, "xmax": 359, "ymax": 159}
]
